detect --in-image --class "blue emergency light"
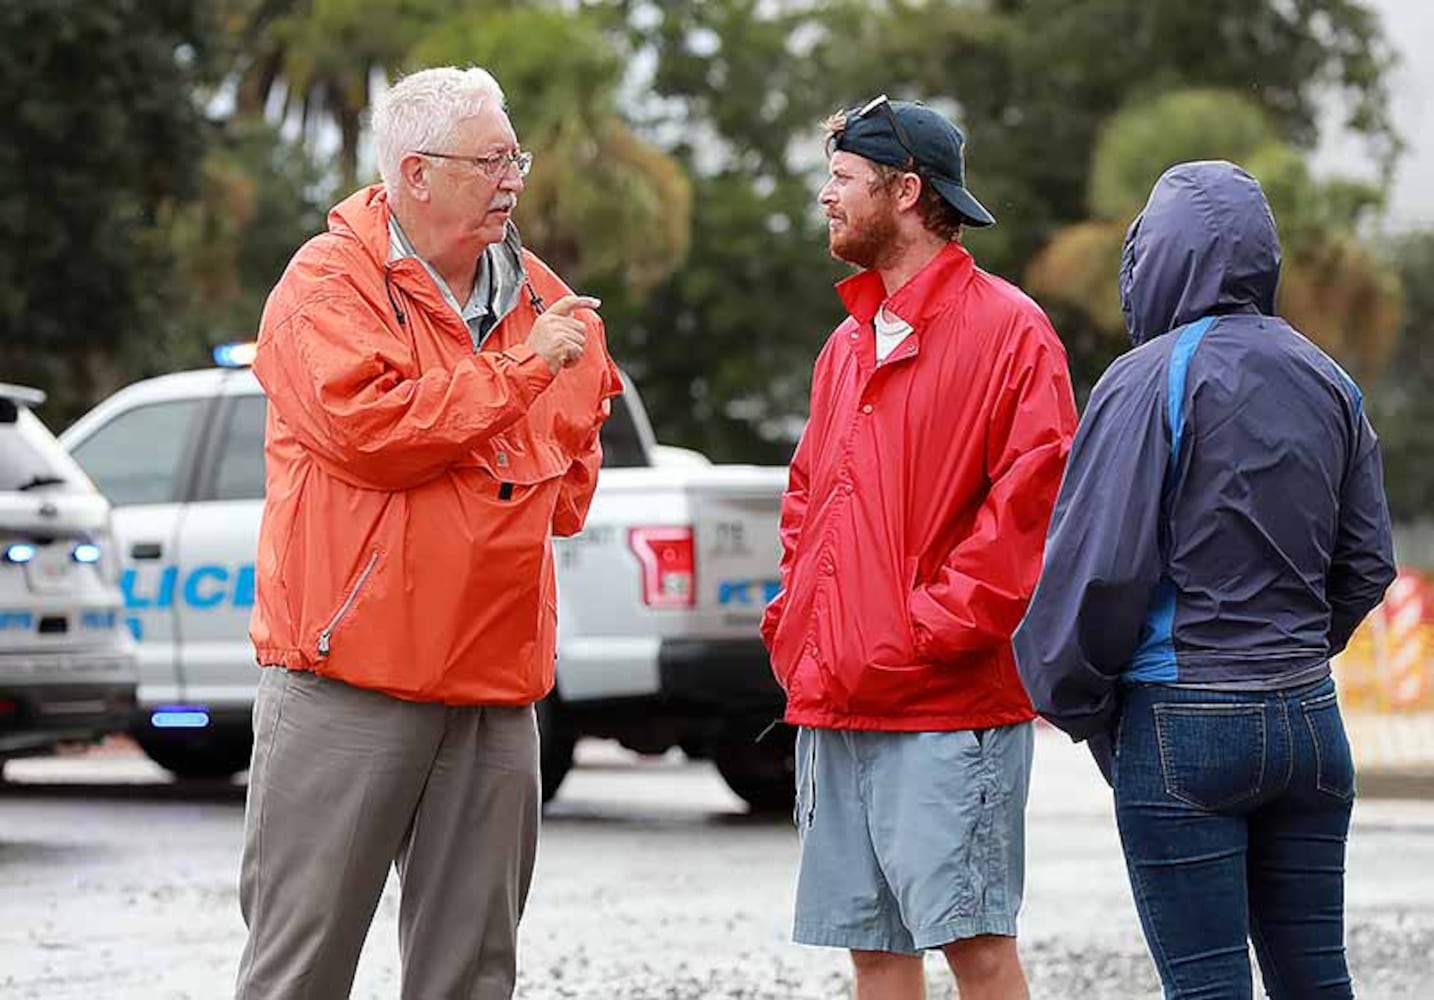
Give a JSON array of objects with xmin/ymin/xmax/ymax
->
[
  {"xmin": 151, "ymin": 706, "xmax": 212, "ymax": 729},
  {"xmin": 213, "ymin": 342, "xmax": 259, "ymax": 368}
]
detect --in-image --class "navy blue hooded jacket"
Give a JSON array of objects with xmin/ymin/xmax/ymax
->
[{"xmin": 1013, "ymin": 160, "xmax": 1396, "ymax": 757}]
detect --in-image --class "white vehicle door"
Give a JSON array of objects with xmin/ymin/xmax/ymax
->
[
  {"xmin": 65, "ymin": 396, "xmax": 210, "ymax": 710},
  {"xmin": 171, "ymin": 385, "xmax": 266, "ymax": 714}
]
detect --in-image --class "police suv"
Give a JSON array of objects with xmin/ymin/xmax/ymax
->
[
  {"xmin": 0, "ymin": 384, "xmax": 135, "ymax": 763},
  {"xmin": 60, "ymin": 349, "xmax": 794, "ymax": 808}
]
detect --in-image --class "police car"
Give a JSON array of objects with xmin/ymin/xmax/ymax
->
[
  {"xmin": 0, "ymin": 384, "xmax": 135, "ymax": 763},
  {"xmin": 61, "ymin": 348, "xmax": 796, "ymax": 809}
]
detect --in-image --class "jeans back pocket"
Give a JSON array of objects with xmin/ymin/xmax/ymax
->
[
  {"xmin": 1153, "ymin": 703, "xmax": 1267, "ymax": 811},
  {"xmin": 1301, "ymin": 691, "xmax": 1356, "ymax": 802}
]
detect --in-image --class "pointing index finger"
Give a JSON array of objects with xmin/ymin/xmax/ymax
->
[{"xmin": 545, "ymin": 294, "xmax": 601, "ymax": 317}]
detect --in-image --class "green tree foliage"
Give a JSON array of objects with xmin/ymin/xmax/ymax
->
[
  {"xmin": 595, "ymin": 0, "xmax": 870, "ymax": 459},
  {"xmin": 167, "ymin": 120, "xmax": 330, "ymax": 348},
  {"xmin": 608, "ymin": 0, "xmax": 1400, "ymax": 455},
  {"xmin": 409, "ymin": 6, "xmax": 691, "ymax": 301},
  {"xmin": 1087, "ymin": 90, "xmax": 1274, "ymax": 220},
  {"xmin": 226, "ymin": 0, "xmax": 468, "ymax": 189},
  {"xmin": 2, "ymin": 0, "xmax": 1407, "ymax": 466},
  {"xmin": 1369, "ymin": 231, "xmax": 1434, "ymax": 521},
  {"xmin": 610, "ymin": 172, "xmax": 844, "ymax": 463},
  {"xmin": 0, "ymin": 0, "xmax": 218, "ymax": 427},
  {"xmin": 1026, "ymin": 88, "xmax": 1402, "ymax": 387},
  {"xmin": 0, "ymin": 0, "xmax": 332, "ymax": 427}
]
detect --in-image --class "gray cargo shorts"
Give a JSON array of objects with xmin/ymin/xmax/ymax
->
[{"xmin": 792, "ymin": 722, "xmax": 1034, "ymax": 953}]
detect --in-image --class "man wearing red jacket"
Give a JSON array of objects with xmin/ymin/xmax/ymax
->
[{"xmin": 761, "ymin": 96, "xmax": 1077, "ymax": 999}]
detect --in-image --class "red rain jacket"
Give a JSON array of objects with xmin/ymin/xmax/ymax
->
[{"xmin": 761, "ymin": 242, "xmax": 1077, "ymax": 730}]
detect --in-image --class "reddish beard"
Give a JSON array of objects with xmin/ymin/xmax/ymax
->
[{"xmin": 829, "ymin": 195, "xmax": 900, "ymax": 269}]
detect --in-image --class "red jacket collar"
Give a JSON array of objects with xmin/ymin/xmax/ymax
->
[{"xmin": 835, "ymin": 241, "xmax": 974, "ymax": 326}]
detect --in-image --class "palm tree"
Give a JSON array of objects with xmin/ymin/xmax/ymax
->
[
  {"xmin": 224, "ymin": 1, "xmax": 690, "ymax": 296},
  {"xmin": 226, "ymin": 0, "xmax": 461, "ymax": 189},
  {"xmin": 411, "ymin": 5, "xmax": 692, "ymax": 297}
]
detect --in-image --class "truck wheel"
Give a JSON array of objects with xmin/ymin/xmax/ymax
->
[
  {"xmin": 537, "ymin": 695, "xmax": 575, "ymax": 804},
  {"xmin": 714, "ymin": 726, "xmax": 796, "ymax": 814},
  {"xmin": 136, "ymin": 726, "xmax": 253, "ymax": 781}
]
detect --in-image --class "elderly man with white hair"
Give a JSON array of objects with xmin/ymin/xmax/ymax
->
[{"xmin": 235, "ymin": 65, "xmax": 621, "ymax": 999}]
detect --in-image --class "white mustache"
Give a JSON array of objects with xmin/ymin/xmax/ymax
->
[{"xmin": 489, "ymin": 195, "xmax": 517, "ymax": 212}]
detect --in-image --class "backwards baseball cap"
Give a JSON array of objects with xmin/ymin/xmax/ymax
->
[{"xmin": 830, "ymin": 95, "xmax": 995, "ymax": 228}]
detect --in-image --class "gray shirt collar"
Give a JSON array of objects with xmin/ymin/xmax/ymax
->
[
  {"xmin": 387, "ymin": 213, "xmax": 493, "ymax": 335},
  {"xmin": 388, "ymin": 216, "xmax": 526, "ymax": 349},
  {"xmin": 387, "ymin": 215, "xmax": 533, "ymax": 347}
]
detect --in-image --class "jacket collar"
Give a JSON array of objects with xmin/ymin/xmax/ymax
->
[
  {"xmin": 835, "ymin": 240, "xmax": 974, "ymax": 326},
  {"xmin": 328, "ymin": 184, "xmax": 393, "ymax": 265},
  {"xmin": 328, "ymin": 183, "xmax": 531, "ymax": 330}
]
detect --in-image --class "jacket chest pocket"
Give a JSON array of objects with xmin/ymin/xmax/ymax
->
[{"xmin": 480, "ymin": 382, "xmax": 601, "ymax": 484}]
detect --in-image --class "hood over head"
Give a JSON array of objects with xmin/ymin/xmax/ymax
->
[{"xmin": 1119, "ymin": 160, "xmax": 1281, "ymax": 346}]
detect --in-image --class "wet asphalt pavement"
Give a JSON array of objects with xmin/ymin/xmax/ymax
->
[{"xmin": 2, "ymin": 730, "xmax": 1432, "ymax": 999}]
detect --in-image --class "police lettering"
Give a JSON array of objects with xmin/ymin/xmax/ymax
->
[{"xmin": 121, "ymin": 563, "xmax": 257, "ymax": 610}]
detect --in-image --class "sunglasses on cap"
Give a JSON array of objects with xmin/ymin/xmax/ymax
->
[{"xmin": 836, "ymin": 94, "xmax": 921, "ymax": 170}]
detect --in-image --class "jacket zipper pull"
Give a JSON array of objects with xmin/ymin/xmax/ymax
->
[{"xmin": 316, "ymin": 551, "xmax": 380, "ymax": 659}]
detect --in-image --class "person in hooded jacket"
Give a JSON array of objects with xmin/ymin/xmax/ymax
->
[
  {"xmin": 234, "ymin": 66, "xmax": 621, "ymax": 999},
  {"xmin": 763, "ymin": 96, "xmax": 1077, "ymax": 1000},
  {"xmin": 1013, "ymin": 160, "xmax": 1395, "ymax": 999}
]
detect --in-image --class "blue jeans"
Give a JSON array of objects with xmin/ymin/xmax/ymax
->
[{"xmin": 1113, "ymin": 676, "xmax": 1355, "ymax": 999}]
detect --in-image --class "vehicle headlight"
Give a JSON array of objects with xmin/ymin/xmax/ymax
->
[
  {"xmin": 85, "ymin": 524, "xmax": 120, "ymax": 584},
  {"xmin": 3, "ymin": 542, "xmax": 37, "ymax": 564}
]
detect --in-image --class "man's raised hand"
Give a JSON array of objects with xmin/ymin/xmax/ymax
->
[{"xmin": 527, "ymin": 295, "xmax": 599, "ymax": 374}]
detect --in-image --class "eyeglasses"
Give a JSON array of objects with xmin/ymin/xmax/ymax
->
[
  {"xmin": 848, "ymin": 94, "xmax": 920, "ymax": 170},
  {"xmin": 416, "ymin": 148, "xmax": 533, "ymax": 180}
]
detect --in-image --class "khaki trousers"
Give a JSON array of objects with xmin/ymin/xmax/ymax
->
[{"xmin": 235, "ymin": 667, "xmax": 541, "ymax": 999}]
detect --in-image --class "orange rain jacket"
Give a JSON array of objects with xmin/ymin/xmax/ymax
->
[
  {"xmin": 249, "ymin": 185, "xmax": 621, "ymax": 705},
  {"xmin": 761, "ymin": 242, "xmax": 1078, "ymax": 730}
]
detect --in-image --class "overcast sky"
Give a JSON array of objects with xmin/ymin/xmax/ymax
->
[{"xmin": 1315, "ymin": 0, "xmax": 1433, "ymax": 230}]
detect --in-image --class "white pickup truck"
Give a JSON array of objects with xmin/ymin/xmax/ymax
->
[{"xmin": 60, "ymin": 358, "xmax": 795, "ymax": 809}]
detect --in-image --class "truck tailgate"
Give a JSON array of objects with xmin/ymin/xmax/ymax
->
[{"xmin": 687, "ymin": 467, "xmax": 789, "ymax": 636}]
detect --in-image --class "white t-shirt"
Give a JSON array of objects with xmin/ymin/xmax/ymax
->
[{"xmin": 874, "ymin": 305, "xmax": 913, "ymax": 363}]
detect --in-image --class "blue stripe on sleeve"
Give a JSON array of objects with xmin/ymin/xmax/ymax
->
[{"xmin": 1327, "ymin": 357, "xmax": 1364, "ymax": 408}]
